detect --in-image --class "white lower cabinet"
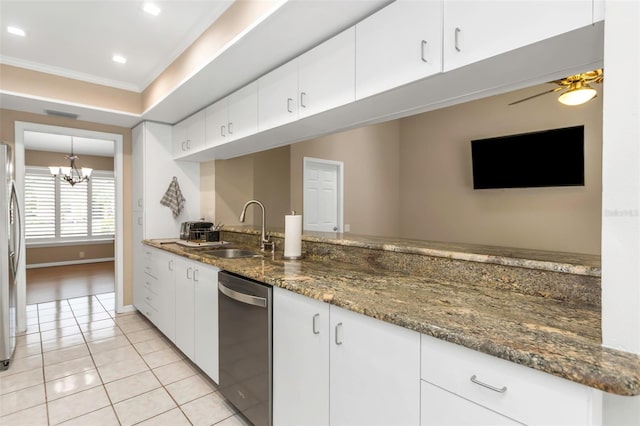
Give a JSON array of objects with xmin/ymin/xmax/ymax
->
[
  {"xmin": 174, "ymin": 257, "xmax": 196, "ymax": 360},
  {"xmin": 135, "ymin": 249, "xmax": 220, "ymax": 383},
  {"xmin": 421, "ymin": 334, "xmax": 602, "ymax": 425},
  {"xmin": 273, "ymin": 287, "xmax": 330, "ymax": 426},
  {"xmin": 421, "ymin": 381, "xmax": 521, "ymax": 426},
  {"xmin": 273, "ymin": 287, "xmax": 421, "ymax": 426},
  {"xmin": 134, "ymin": 247, "xmax": 175, "ymax": 342},
  {"xmin": 193, "ymin": 263, "xmax": 220, "ymax": 383}
]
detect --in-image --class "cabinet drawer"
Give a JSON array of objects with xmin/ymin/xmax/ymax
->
[
  {"xmin": 421, "ymin": 334, "xmax": 600, "ymax": 425},
  {"xmin": 142, "ymin": 287, "xmax": 160, "ymax": 310},
  {"xmin": 140, "ymin": 301, "xmax": 159, "ymax": 323}
]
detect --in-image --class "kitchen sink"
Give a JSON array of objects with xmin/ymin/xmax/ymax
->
[{"xmin": 206, "ymin": 248, "xmax": 262, "ymax": 259}]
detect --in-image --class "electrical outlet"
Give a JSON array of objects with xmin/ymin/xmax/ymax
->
[
  {"xmin": 344, "ymin": 224, "xmax": 350, "ymax": 232},
  {"xmin": 79, "ymin": 251, "xmax": 85, "ymax": 259}
]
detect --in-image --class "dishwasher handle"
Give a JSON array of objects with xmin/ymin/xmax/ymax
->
[{"xmin": 219, "ymin": 280, "xmax": 268, "ymax": 308}]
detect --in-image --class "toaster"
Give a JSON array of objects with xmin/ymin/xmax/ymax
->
[{"xmin": 180, "ymin": 221, "xmax": 214, "ymax": 241}]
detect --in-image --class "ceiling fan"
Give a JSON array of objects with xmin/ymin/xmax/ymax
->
[{"xmin": 509, "ymin": 69, "xmax": 604, "ymax": 106}]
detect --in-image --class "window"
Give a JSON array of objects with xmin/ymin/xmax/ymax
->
[{"xmin": 24, "ymin": 167, "xmax": 115, "ymax": 242}]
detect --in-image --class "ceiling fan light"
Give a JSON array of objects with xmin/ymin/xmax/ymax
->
[{"xmin": 558, "ymin": 85, "xmax": 597, "ymax": 106}]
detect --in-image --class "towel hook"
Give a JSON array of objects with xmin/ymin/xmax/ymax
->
[{"xmin": 172, "ymin": 176, "xmax": 177, "ymax": 182}]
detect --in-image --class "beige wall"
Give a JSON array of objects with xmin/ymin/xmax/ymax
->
[
  {"xmin": 0, "ymin": 64, "xmax": 141, "ymax": 114},
  {"xmin": 142, "ymin": 1, "xmax": 279, "ymax": 112},
  {"xmin": 27, "ymin": 243, "xmax": 114, "ymax": 266},
  {"xmin": 214, "ymin": 146, "xmax": 290, "ymax": 229},
  {"xmin": 1, "ymin": 109, "xmax": 134, "ymax": 304},
  {"xmin": 290, "ymin": 121, "xmax": 402, "ymax": 237},
  {"xmin": 213, "ymin": 84, "xmax": 602, "ymax": 254},
  {"xmin": 398, "ymin": 87, "xmax": 602, "ymax": 255},
  {"xmin": 26, "ymin": 150, "xmax": 114, "ymax": 171}
]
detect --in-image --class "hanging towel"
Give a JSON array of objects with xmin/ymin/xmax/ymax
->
[{"xmin": 160, "ymin": 176, "xmax": 186, "ymax": 218}]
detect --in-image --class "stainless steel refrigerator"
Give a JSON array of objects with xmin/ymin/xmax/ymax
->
[{"xmin": 1, "ymin": 143, "xmax": 22, "ymax": 370}]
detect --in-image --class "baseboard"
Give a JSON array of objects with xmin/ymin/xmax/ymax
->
[
  {"xmin": 27, "ymin": 257, "xmax": 115, "ymax": 269},
  {"xmin": 117, "ymin": 304, "xmax": 138, "ymax": 314}
]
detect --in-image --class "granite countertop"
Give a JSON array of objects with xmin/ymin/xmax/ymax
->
[
  {"xmin": 144, "ymin": 239, "xmax": 639, "ymax": 396},
  {"xmin": 222, "ymin": 225, "xmax": 601, "ymax": 277}
]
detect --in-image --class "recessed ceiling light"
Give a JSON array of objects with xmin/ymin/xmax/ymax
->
[
  {"xmin": 112, "ymin": 55, "xmax": 127, "ymax": 64},
  {"xmin": 143, "ymin": 3, "xmax": 161, "ymax": 16},
  {"xmin": 7, "ymin": 26, "xmax": 26, "ymax": 37}
]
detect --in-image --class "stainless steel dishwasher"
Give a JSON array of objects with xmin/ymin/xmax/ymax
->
[{"xmin": 218, "ymin": 271, "xmax": 272, "ymax": 426}]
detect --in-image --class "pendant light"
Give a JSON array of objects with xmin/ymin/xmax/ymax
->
[{"xmin": 49, "ymin": 137, "xmax": 92, "ymax": 186}]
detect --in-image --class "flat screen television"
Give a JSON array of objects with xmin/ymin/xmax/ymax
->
[{"xmin": 471, "ymin": 125, "xmax": 584, "ymax": 189}]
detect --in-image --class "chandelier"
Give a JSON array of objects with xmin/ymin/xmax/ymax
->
[{"xmin": 49, "ymin": 137, "xmax": 92, "ymax": 186}]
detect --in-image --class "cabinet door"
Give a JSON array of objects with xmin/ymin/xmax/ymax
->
[
  {"xmin": 155, "ymin": 251, "xmax": 176, "ymax": 342},
  {"xmin": 273, "ymin": 288, "xmax": 330, "ymax": 426},
  {"xmin": 298, "ymin": 27, "xmax": 355, "ymax": 119},
  {"xmin": 330, "ymin": 306, "xmax": 420, "ymax": 426},
  {"xmin": 131, "ymin": 124, "xmax": 143, "ymax": 212},
  {"xmin": 174, "ymin": 111, "xmax": 206, "ymax": 158},
  {"xmin": 132, "ymin": 213, "xmax": 145, "ymax": 310},
  {"xmin": 355, "ymin": 0, "xmax": 443, "ymax": 100},
  {"xmin": 443, "ymin": 0, "xmax": 593, "ymax": 71},
  {"xmin": 194, "ymin": 263, "xmax": 220, "ymax": 383},
  {"xmin": 186, "ymin": 110, "xmax": 206, "ymax": 152},
  {"xmin": 205, "ymin": 98, "xmax": 229, "ymax": 147},
  {"xmin": 421, "ymin": 381, "xmax": 521, "ymax": 426},
  {"xmin": 258, "ymin": 60, "xmax": 298, "ymax": 132},
  {"xmin": 228, "ymin": 81, "xmax": 258, "ymax": 141},
  {"xmin": 174, "ymin": 258, "xmax": 195, "ymax": 360},
  {"xmin": 172, "ymin": 120, "xmax": 188, "ymax": 158}
]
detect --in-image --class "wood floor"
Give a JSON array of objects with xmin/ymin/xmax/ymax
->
[{"xmin": 26, "ymin": 261, "xmax": 115, "ymax": 304}]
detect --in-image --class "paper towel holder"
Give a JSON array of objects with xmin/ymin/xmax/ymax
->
[{"xmin": 283, "ymin": 210, "xmax": 304, "ymax": 261}]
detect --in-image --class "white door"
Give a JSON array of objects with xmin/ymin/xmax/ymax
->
[{"xmin": 303, "ymin": 158, "xmax": 343, "ymax": 232}]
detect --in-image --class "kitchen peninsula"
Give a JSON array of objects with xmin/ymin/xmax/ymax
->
[{"xmin": 142, "ymin": 227, "xmax": 639, "ymax": 424}]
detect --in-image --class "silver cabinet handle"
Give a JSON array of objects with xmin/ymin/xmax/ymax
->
[
  {"xmin": 228, "ymin": 122, "xmax": 233, "ymax": 134},
  {"xmin": 470, "ymin": 375, "xmax": 507, "ymax": 393},
  {"xmin": 186, "ymin": 139, "xmax": 191, "ymax": 149},
  {"xmin": 455, "ymin": 27, "xmax": 461, "ymax": 52},
  {"xmin": 220, "ymin": 125, "xmax": 226, "ymax": 137},
  {"xmin": 186, "ymin": 267, "xmax": 192, "ymax": 279},
  {"xmin": 287, "ymin": 97, "xmax": 293, "ymax": 113},
  {"xmin": 193, "ymin": 269, "xmax": 199, "ymax": 282},
  {"xmin": 181, "ymin": 141, "xmax": 186, "ymax": 151},
  {"xmin": 137, "ymin": 217, "xmax": 143, "ymax": 226},
  {"xmin": 300, "ymin": 92, "xmax": 307, "ymax": 108},
  {"xmin": 335, "ymin": 322, "xmax": 343, "ymax": 345},
  {"xmin": 168, "ymin": 260, "xmax": 174, "ymax": 271},
  {"xmin": 312, "ymin": 313, "xmax": 320, "ymax": 334},
  {"xmin": 145, "ymin": 296, "xmax": 151, "ymax": 301},
  {"xmin": 421, "ymin": 40, "xmax": 428, "ymax": 62},
  {"xmin": 138, "ymin": 198, "xmax": 143, "ymax": 208}
]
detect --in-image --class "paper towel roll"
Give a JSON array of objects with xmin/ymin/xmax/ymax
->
[{"xmin": 284, "ymin": 212, "xmax": 302, "ymax": 259}]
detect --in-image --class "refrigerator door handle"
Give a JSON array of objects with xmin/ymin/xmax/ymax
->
[{"xmin": 10, "ymin": 182, "xmax": 21, "ymax": 278}]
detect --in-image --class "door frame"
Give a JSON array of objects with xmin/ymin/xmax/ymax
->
[
  {"xmin": 14, "ymin": 122, "xmax": 126, "ymax": 331},
  {"xmin": 303, "ymin": 157, "xmax": 344, "ymax": 233}
]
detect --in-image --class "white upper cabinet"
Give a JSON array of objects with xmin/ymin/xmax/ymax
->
[
  {"xmin": 443, "ymin": 0, "xmax": 594, "ymax": 72},
  {"xmin": 205, "ymin": 98, "xmax": 229, "ymax": 148},
  {"xmin": 258, "ymin": 60, "xmax": 299, "ymax": 132},
  {"xmin": 355, "ymin": 0, "xmax": 443, "ymax": 100},
  {"xmin": 205, "ymin": 82, "xmax": 258, "ymax": 148},
  {"xmin": 298, "ymin": 27, "xmax": 356, "ymax": 119},
  {"xmin": 227, "ymin": 81, "xmax": 258, "ymax": 141},
  {"xmin": 173, "ymin": 110, "xmax": 205, "ymax": 158}
]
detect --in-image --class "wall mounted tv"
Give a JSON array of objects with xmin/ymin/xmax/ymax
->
[{"xmin": 471, "ymin": 125, "xmax": 585, "ymax": 190}]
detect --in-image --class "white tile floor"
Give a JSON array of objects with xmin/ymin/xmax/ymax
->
[{"xmin": 0, "ymin": 293, "xmax": 250, "ymax": 426}]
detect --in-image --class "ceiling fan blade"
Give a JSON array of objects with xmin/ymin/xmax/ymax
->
[{"xmin": 508, "ymin": 87, "xmax": 562, "ymax": 106}]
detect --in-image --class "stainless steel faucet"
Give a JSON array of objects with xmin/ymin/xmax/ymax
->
[{"xmin": 239, "ymin": 199, "xmax": 274, "ymax": 252}]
